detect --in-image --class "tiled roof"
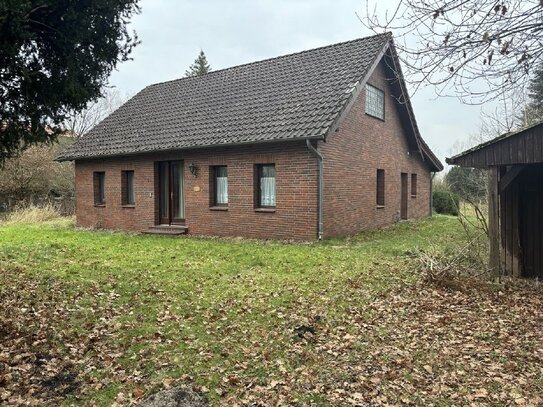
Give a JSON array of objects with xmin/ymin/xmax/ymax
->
[{"xmin": 58, "ymin": 33, "xmax": 393, "ymax": 161}]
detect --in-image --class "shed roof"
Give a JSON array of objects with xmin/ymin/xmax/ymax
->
[
  {"xmin": 446, "ymin": 122, "xmax": 543, "ymax": 168},
  {"xmin": 57, "ymin": 33, "xmax": 442, "ymax": 170}
]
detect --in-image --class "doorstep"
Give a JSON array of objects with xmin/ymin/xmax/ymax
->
[{"xmin": 142, "ymin": 225, "xmax": 188, "ymax": 236}]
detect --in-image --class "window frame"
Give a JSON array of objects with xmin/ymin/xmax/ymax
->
[
  {"xmin": 121, "ymin": 170, "xmax": 135, "ymax": 206},
  {"xmin": 255, "ymin": 164, "xmax": 276, "ymax": 209},
  {"xmin": 411, "ymin": 173, "xmax": 417, "ymax": 198},
  {"xmin": 210, "ymin": 165, "xmax": 228, "ymax": 208},
  {"xmin": 93, "ymin": 171, "xmax": 106, "ymax": 206},
  {"xmin": 376, "ymin": 169, "xmax": 385, "ymax": 207},
  {"xmin": 365, "ymin": 83, "xmax": 385, "ymax": 120}
]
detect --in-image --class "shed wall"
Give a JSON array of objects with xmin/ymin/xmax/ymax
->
[{"xmin": 498, "ymin": 164, "xmax": 543, "ymax": 278}]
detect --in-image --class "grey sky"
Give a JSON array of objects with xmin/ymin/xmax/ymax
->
[{"xmin": 109, "ymin": 0, "xmax": 490, "ymax": 163}]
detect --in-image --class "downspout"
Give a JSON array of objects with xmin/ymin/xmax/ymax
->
[
  {"xmin": 430, "ymin": 172, "xmax": 436, "ymax": 216},
  {"xmin": 306, "ymin": 139, "xmax": 324, "ymax": 240}
]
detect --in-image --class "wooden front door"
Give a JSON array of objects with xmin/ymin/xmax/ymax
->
[
  {"xmin": 400, "ymin": 172, "xmax": 408, "ymax": 220},
  {"xmin": 158, "ymin": 161, "xmax": 185, "ymax": 225}
]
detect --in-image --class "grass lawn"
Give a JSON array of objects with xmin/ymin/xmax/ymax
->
[{"xmin": 1, "ymin": 216, "xmax": 542, "ymax": 406}]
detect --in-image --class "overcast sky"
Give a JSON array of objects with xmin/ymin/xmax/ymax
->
[{"xmin": 108, "ymin": 0, "xmax": 493, "ymax": 163}]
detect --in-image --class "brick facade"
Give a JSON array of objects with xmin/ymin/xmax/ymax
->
[
  {"xmin": 74, "ymin": 58, "xmax": 434, "ymax": 240},
  {"xmin": 75, "ymin": 142, "xmax": 319, "ymax": 240},
  {"xmin": 320, "ymin": 60, "xmax": 432, "ymax": 238}
]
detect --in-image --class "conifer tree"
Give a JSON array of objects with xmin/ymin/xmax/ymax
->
[
  {"xmin": 0, "ymin": 0, "xmax": 140, "ymax": 162},
  {"xmin": 185, "ymin": 50, "xmax": 212, "ymax": 77},
  {"xmin": 521, "ymin": 66, "xmax": 543, "ymax": 126}
]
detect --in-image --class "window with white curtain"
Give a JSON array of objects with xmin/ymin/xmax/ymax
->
[
  {"xmin": 257, "ymin": 164, "xmax": 276, "ymax": 207},
  {"xmin": 213, "ymin": 166, "xmax": 228, "ymax": 205}
]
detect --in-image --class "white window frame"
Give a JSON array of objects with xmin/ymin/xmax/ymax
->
[{"xmin": 365, "ymin": 84, "xmax": 385, "ymax": 120}]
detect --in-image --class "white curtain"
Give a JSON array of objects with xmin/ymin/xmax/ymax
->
[
  {"xmin": 260, "ymin": 165, "xmax": 276, "ymax": 206},
  {"xmin": 216, "ymin": 167, "xmax": 228, "ymax": 204}
]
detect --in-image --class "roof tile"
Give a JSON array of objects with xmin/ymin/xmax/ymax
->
[{"xmin": 58, "ymin": 33, "xmax": 391, "ymax": 160}]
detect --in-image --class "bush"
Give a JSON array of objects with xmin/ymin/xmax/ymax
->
[
  {"xmin": 433, "ymin": 189, "xmax": 460, "ymax": 216},
  {"xmin": 414, "ymin": 243, "xmax": 490, "ymax": 291},
  {"xmin": 0, "ymin": 137, "xmax": 74, "ymax": 213},
  {"xmin": 3, "ymin": 204, "xmax": 62, "ymax": 225}
]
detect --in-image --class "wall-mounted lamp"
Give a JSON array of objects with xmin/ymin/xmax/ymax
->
[{"xmin": 189, "ymin": 162, "xmax": 198, "ymax": 177}]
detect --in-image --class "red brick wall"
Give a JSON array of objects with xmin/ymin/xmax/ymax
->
[
  {"xmin": 319, "ymin": 59, "xmax": 433, "ymax": 238},
  {"xmin": 74, "ymin": 59, "xmax": 435, "ymax": 241},
  {"xmin": 74, "ymin": 142, "xmax": 319, "ymax": 240}
]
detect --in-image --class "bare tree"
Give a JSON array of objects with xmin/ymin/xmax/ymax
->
[
  {"xmin": 0, "ymin": 140, "xmax": 75, "ymax": 212},
  {"xmin": 65, "ymin": 89, "xmax": 127, "ymax": 137},
  {"xmin": 449, "ymin": 89, "xmax": 526, "ymax": 158},
  {"xmin": 478, "ymin": 87, "xmax": 528, "ymax": 137},
  {"xmin": 362, "ymin": 1, "xmax": 543, "ymax": 103}
]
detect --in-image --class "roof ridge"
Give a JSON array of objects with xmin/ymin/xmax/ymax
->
[{"xmin": 147, "ymin": 32, "xmax": 392, "ymax": 89}]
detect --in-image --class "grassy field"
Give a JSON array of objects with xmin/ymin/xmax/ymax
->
[{"xmin": 1, "ymin": 216, "xmax": 542, "ymax": 406}]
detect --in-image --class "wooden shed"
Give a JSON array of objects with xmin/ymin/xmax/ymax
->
[{"xmin": 447, "ymin": 122, "xmax": 543, "ymax": 278}]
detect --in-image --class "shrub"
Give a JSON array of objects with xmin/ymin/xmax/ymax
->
[
  {"xmin": 433, "ymin": 189, "xmax": 460, "ymax": 216},
  {"xmin": 3, "ymin": 204, "xmax": 62, "ymax": 225},
  {"xmin": 446, "ymin": 166, "xmax": 487, "ymax": 203},
  {"xmin": 0, "ymin": 138, "xmax": 74, "ymax": 213},
  {"xmin": 414, "ymin": 237, "xmax": 489, "ymax": 290}
]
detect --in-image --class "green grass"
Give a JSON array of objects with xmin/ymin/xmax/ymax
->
[{"xmin": 0, "ymin": 215, "xmax": 468, "ymax": 405}]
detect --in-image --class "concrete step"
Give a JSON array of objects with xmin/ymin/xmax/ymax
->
[{"xmin": 142, "ymin": 225, "xmax": 188, "ymax": 236}]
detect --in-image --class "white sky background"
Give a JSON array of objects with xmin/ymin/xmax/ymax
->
[{"xmin": 108, "ymin": 0, "xmax": 497, "ymax": 163}]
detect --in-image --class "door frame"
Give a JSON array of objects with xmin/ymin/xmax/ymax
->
[
  {"xmin": 400, "ymin": 172, "xmax": 408, "ymax": 220},
  {"xmin": 157, "ymin": 160, "xmax": 185, "ymax": 225}
]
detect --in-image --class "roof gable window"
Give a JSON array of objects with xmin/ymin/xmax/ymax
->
[{"xmin": 365, "ymin": 84, "xmax": 385, "ymax": 120}]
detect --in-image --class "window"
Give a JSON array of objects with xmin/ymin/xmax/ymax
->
[
  {"xmin": 376, "ymin": 169, "xmax": 385, "ymax": 207},
  {"xmin": 93, "ymin": 172, "xmax": 105, "ymax": 205},
  {"xmin": 365, "ymin": 84, "xmax": 385, "ymax": 120},
  {"xmin": 411, "ymin": 173, "xmax": 417, "ymax": 197},
  {"xmin": 211, "ymin": 166, "xmax": 228, "ymax": 206},
  {"xmin": 122, "ymin": 170, "xmax": 135, "ymax": 205},
  {"xmin": 256, "ymin": 164, "xmax": 276, "ymax": 208}
]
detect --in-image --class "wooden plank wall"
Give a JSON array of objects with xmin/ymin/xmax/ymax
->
[
  {"xmin": 455, "ymin": 126, "xmax": 543, "ymax": 168},
  {"xmin": 499, "ymin": 164, "xmax": 543, "ymax": 278},
  {"xmin": 499, "ymin": 167, "xmax": 521, "ymax": 277},
  {"xmin": 519, "ymin": 165, "xmax": 543, "ymax": 278}
]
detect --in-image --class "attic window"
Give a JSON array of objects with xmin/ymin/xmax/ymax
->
[{"xmin": 365, "ymin": 84, "xmax": 384, "ymax": 120}]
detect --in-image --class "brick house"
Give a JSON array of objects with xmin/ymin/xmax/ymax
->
[{"xmin": 58, "ymin": 33, "xmax": 442, "ymax": 240}]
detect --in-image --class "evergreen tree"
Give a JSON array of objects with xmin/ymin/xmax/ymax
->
[
  {"xmin": 521, "ymin": 65, "xmax": 543, "ymax": 127},
  {"xmin": 0, "ymin": 0, "xmax": 141, "ymax": 162},
  {"xmin": 185, "ymin": 50, "xmax": 211, "ymax": 77}
]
